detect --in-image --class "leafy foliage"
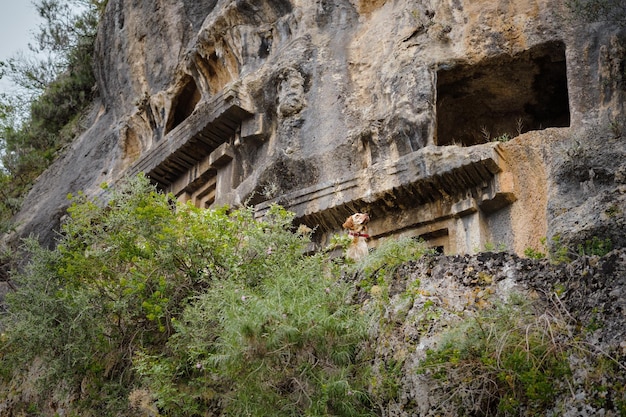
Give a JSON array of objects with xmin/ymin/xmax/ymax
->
[
  {"xmin": 1, "ymin": 175, "xmax": 620, "ymax": 416},
  {"xmin": 357, "ymin": 237, "xmax": 434, "ymax": 296},
  {"xmin": 539, "ymin": 234, "xmax": 614, "ymax": 263},
  {"xmin": 0, "ymin": 175, "xmax": 374, "ymax": 416},
  {"xmin": 523, "ymin": 246, "xmax": 546, "ymax": 260},
  {"xmin": 137, "ymin": 253, "xmax": 372, "ymax": 416},
  {"xmin": 577, "ymin": 236, "xmax": 613, "ymax": 257},
  {"xmin": 0, "ymin": 0, "xmax": 106, "ymax": 232}
]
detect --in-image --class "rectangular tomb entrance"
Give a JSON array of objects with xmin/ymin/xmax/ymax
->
[
  {"xmin": 128, "ymin": 87, "xmax": 255, "ymax": 207},
  {"xmin": 436, "ymin": 41, "xmax": 570, "ymax": 146}
]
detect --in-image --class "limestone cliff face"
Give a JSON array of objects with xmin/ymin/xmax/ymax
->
[
  {"xmin": 366, "ymin": 249, "xmax": 626, "ymax": 416},
  {"xmin": 10, "ymin": 0, "xmax": 626, "ymax": 255}
]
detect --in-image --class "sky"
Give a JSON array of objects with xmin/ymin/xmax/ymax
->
[{"xmin": 0, "ymin": 1, "xmax": 42, "ymax": 95}]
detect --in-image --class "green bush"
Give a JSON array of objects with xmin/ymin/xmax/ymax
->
[
  {"xmin": 0, "ymin": 175, "xmax": 375, "ymax": 416},
  {"xmin": 523, "ymin": 246, "xmax": 546, "ymax": 260},
  {"xmin": 357, "ymin": 237, "xmax": 433, "ymax": 295},
  {"xmin": 577, "ymin": 236, "xmax": 613, "ymax": 257},
  {"xmin": 137, "ymin": 255, "xmax": 373, "ymax": 416},
  {"xmin": 134, "ymin": 206, "xmax": 374, "ymax": 416},
  {"xmin": 2, "ymin": 177, "xmax": 188, "ymax": 411},
  {"xmin": 0, "ymin": 0, "xmax": 104, "ymax": 230},
  {"xmin": 418, "ymin": 295, "xmax": 572, "ymax": 416},
  {"xmin": 541, "ymin": 234, "xmax": 613, "ymax": 263}
]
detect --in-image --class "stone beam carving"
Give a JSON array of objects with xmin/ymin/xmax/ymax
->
[
  {"xmin": 128, "ymin": 87, "xmax": 254, "ymax": 190},
  {"xmin": 254, "ymin": 143, "xmax": 515, "ymax": 254}
]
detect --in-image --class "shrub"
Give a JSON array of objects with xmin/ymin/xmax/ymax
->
[
  {"xmin": 1, "ymin": 176, "xmax": 188, "ymax": 411},
  {"xmin": 134, "ymin": 206, "xmax": 374, "ymax": 416},
  {"xmin": 0, "ymin": 0, "xmax": 104, "ymax": 230},
  {"xmin": 524, "ymin": 246, "xmax": 546, "ymax": 260},
  {"xmin": 477, "ymin": 241, "xmax": 508, "ymax": 253},
  {"xmin": 493, "ymin": 133, "xmax": 511, "ymax": 143},
  {"xmin": 418, "ymin": 295, "xmax": 572, "ymax": 416},
  {"xmin": 577, "ymin": 236, "xmax": 613, "ymax": 257},
  {"xmin": 357, "ymin": 237, "xmax": 433, "ymax": 295},
  {"xmin": 542, "ymin": 234, "xmax": 613, "ymax": 263},
  {"xmin": 0, "ymin": 174, "xmax": 375, "ymax": 416}
]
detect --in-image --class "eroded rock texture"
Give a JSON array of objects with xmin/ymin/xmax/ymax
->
[
  {"xmin": 9, "ymin": 0, "xmax": 626, "ymax": 256},
  {"xmin": 366, "ymin": 249, "xmax": 626, "ymax": 416}
]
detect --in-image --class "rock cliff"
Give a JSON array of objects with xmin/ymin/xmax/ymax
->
[
  {"xmin": 364, "ymin": 248, "xmax": 626, "ymax": 416},
  {"xmin": 3, "ymin": 1, "xmax": 626, "ymax": 415},
  {"xmin": 8, "ymin": 0, "xmax": 625, "ymax": 258}
]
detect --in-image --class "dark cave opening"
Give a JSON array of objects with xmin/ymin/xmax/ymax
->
[
  {"xmin": 167, "ymin": 77, "xmax": 201, "ymax": 133},
  {"xmin": 435, "ymin": 41, "xmax": 570, "ymax": 146}
]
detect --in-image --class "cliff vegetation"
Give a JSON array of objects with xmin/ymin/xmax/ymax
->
[
  {"xmin": 0, "ymin": 0, "xmax": 106, "ymax": 233},
  {"xmin": 1, "ymin": 175, "xmax": 625, "ymax": 416}
]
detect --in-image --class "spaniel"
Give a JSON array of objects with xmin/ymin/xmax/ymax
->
[{"xmin": 342, "ymin": 213, "xmax": 370, "ymax": 261}]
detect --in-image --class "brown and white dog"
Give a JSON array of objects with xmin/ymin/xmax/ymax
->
[{"xmin": 342, "ymin": 213, "xmax": 370, "ymax": 261}]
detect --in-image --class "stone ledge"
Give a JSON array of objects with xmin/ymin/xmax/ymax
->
[
  {"xmin": 128, "ymin": 87, "xmax": 253, "ymax": 187},
  {"xmin": 255, "ymin": 144, "xmax": 512, "ymax": 234}
]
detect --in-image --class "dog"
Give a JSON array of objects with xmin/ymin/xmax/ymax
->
[{"xmin": 342, "ymin": 213, "xmax": 370, "ymax": 261}]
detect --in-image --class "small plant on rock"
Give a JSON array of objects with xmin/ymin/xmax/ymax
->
[
  {"xmin": 577, "ymin": 236, "xmax": 613, "ymax": 257},
  {"xmin": 475, "ymin": 241, "xmax": 507, "ymax": 253},
  {"xmin": 418, "ymin": 294, "xmax": 573, "ymax": 416},
  {"xmin": 524, "ymin": 246, "xmax": 546, "ymax": 260},
  {"xmin": 356, "ymin": 237, "xmax": 433, "ymax": 295},
  {"xmin": 493, "ymin": 133, "xmax": 511, "ymax": 143},
  {"xmin": 355, "ymin": 237, "xmax": 434, "ymax": 409}
]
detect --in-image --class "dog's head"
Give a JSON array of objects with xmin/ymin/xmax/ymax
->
[{"xmin": 342, "ymin": 213, "xmax": 370, "ymax": 233}]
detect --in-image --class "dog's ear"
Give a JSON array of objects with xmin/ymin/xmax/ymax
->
[{"xmin": 342, "ymin": 216, "xmax": 354, "ymax": 230}]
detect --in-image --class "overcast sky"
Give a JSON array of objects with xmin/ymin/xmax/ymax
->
[{"xmin": 0, "ymin": 1, "xmax": 42, "ymax": 95}]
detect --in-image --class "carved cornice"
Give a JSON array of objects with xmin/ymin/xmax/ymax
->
[
  {"xmin": 128, "ymin": 87, "xmax": 254, "ymax": 188},
  {"xmin": 255, "ymin": 144, "xmax": 515, "ymax": 234}
]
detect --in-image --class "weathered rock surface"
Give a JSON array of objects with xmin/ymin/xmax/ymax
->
[
  {"xmin": 6, "ymin": 0, "xmax": 625, "ymax": 258},
  {"xmin": 366, "ymin": 249, "xmax": 626, "ymax": 416},
  {"xmin": 2, "ymin": 2, "xmax": 626, "ymax": 415}
]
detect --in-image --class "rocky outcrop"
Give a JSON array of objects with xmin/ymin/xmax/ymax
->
[
  {"xmin": 7, "ymin": 0, "xmax": 626, "ymax": 257},
  {"xmin": 366, "ymin": 248, "xmax": 626, "ymax": 416}
]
